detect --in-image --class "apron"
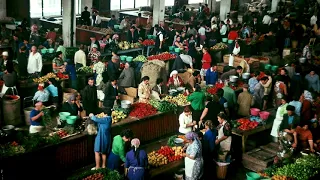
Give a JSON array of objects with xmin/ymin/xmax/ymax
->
[
  {"xmin": 185, "ymin": 156, "xmax": 196, "ymax": 178},
  {"xmin": 218, "ymin": 122, "xmax": 232, "ymax": 151},
  {"xmin": 29, "ymin": 125, "xmax": 44, "ymax": 134}
]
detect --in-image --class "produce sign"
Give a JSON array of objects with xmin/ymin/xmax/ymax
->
[
  {"xmin": 236, "ymin": 118, "xmax": 259, "ymax": 131},
  {"xmin": 76, "ymin": 66, "xmax": 93, "ymax": 74},
  {"xmin": 149, "ymin": 99, "xmax": 177, "ymax": 112},
  {"xmin": 118, "ymin": 41, "xmax": 141, "ymax": 50},
  {"xmin": 111, "ymin": 110, "xmax": 127, "ymax": 124},
  {"xmin": 147, "ymin": 52, "xmax": 176, "ymax": 61},
  {"xmin": 142, "ymin": 39, "xmax": 155, "ymax": 46},
  {"xmin": 33, "ymin": 72, "xmax": 59, "ymax": 83},
  {"xmin": 133, "ymin": 55, "xmax": 147, "ymax": 62},
  {"xmin": 210, "ymin": 42, "xmax": 228, "ymax": 51},
  {"xmin": 129, "ymin": 103, "xmax": 157, "ymax": 118},
  {"xmin": 163, "ymin": 94, "xmax": 189, "ymax": 106}
]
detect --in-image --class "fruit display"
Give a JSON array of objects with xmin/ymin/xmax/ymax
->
[
  {"xmin": 129, "ymin": 103, "xmax": 157, "ymax": 118},
  {"xmin": 210, "ymin": 42, "xmax": 228, "ymax": 51},
  {"xmin": 33, "ymin": 72, "xmax": 59, "ymax": 83},
  {"xmin": 148, "ymin": 151, "xmax": 168, "ymax": 167},
  {"xmin": 147, "ymin": 52, "xmax": 176, "ymax": 61},
  {"xmin": 236, "ymin": 118, "xmax": 259, "ymax": 131},
  {"xmin": 142, "ymin": 39, "xmax": 155, "ymax": 46},
  {"xmin": 206, "ymin": 82, "xmax": 224, "ymax": 95},
  {"xmin": 96, "ymin": 112, "xmax": 107, "ymax": 118},
  {"xmin": 157, "ymin": 146, "xmax": 183, "ymax": 163},
  {"xmin": 82, "ymin": 173, "xmax": 104, "ymax": 180},
  {"xmin": 118, "ymin": 41, "xmax": 142, "ymax": 50},
  {"xmin": 111, "ymin": 110, "xmax": 127, "ymax": 124},
  {"xmin": 57, "ymin": 130, "xmax": 68, "ymax": 138},
  {"xmin": 57, "ymin": 72, "xmax": 69, "ymax": 79},
  {"xmin": 163, "ymin": 94, "xmax": 189, "ymax": 106},
  {"xmin": 76, "ymin": 66, "xmax": 93, "ymax": 74},
  {"xmin": 100, "ymin": 28, "xmax": 114, "ymax": 34},
  {"xmin": 149, "ymin": 99, "xmax": 177, "ymax": 112},
  {"xmin": 271, "ymin": 175, "xmax": 294, "ymax": 180},
  {"xmin": 133, "ymin": 55, "xmax": 147, "ymax": 62}
]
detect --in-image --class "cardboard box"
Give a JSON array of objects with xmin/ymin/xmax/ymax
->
[
  {"xmin": 119, "ymin": 94, "xmax": 135, "ymax": 104},
  {"xmin": 125, "ymin": 87, "xmax": 138, "ymax": 98}
]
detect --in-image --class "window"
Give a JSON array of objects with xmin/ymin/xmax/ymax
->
[
  {"xmin": 188, "ymin": 0, "xmax": 204, "ymax": 4},
  {"xmin": 165, "ymin": 0, "xmax": 175, "ymax": 6},
  {"xmin": 30, "ymin": 0, "xmax": 81, "ymax": 18},
  {"xmin": 135, "ymin": 0, "xmax": 149, "ymax": 8},
  {"xmin": 121, "ymin": 0, "xmax": 135, "ymax": 9},
  {"xmin": 111, "ymin": 0, "xmax": 150, "ymax": 10}
]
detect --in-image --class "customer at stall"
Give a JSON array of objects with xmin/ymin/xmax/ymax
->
[
  {"xmin": 107, "ymin": 55, "xmax": 120, "ymax": 80},
  {"xmin": 17, "ymin": 46, "xmax": 28, "ymax": 77},
  {"xmin": 202, "ymin": 120, "xmax": 217, "ymax": 180},
  {"xmin": 289, "ymin": 96, "xmax": 302, "ymax": 116},
  {"xmin": 172, "ymin": 54, "xmax": 194, "ymax": 71},
  {"xmin": 108, "ymin": 15, "xmax": 117, "ymax": 29},
  {"xmin": 205, "ymin": 64, "xmax": 218, "ymax": 85},
  {"xmin": 270, "ymin": 96, "xmax": 289, "ymax": 140},
  {"xmin": 89, "ymin": 112, "xmax": 112, "ymax": 170},
  {"xmin": 216, "ymin": 88, "xmax": 229, "ymax": 116},
  {"xmin": 0, "ymin": 51, "xmax": 9, "ymax": 73},
  {"xmin": 138, "ymin": 76, "xmax": 151, "ymax": 103},
  {"xmin": 119, "ymin": 17, "xmax": 130, "ymax": 31},
  {"xmin": 65, "ymin": 59, "xmax": 78, "ymax": 90},
  {"xmin": 237, "ymin": 84, "xmax": 254, "ymax": 117},
  {"xmin": 289, "ymin": 66, "xmax": 303, "ymax": 99},
  {"xmin": 167, "ymin": 70, "xmax": 184, "ymax": 88},
  {"xmin": 278, "ymin": 105, "xmax": 300, "ymax": 138},
  {"xmin": 248, "ymin": 71, "xmax": 260, "ymax": 94},
  {"xmin": 33, "ymin": 83, "xmax": 50, "ymax": 105},
  {"xmin": 52, "ymin": 51, "xmax": 64, "ymax": 73},
  {"xmin": 293, "ymin": 122, "xmax": 315, "ymax": 152},
  {"xmin": 61, "ymin": 94, "xmax": 83, "ymax": 116},
  {"xmin": 27, "ymin": 46, "xmax": 42, "ymax": 75},
  {"xmin": 300, "ymin": 90, "xmax": 313, "ymax": 123},
  {"xmin": 29, "ymin": 102, "xmax": 45, "ymax": 134},
  {"xmin": 125, "ymin": 138, "xmax": 148, "ymax": 180},
  {"xmin": 43, "ymin": 38, "xmax": 55, "ymax": 49},
  {"xmin": 127, "ymin": 26, "xmax": 139, "ymax": 43},
  {"xmin": 187, "ymin": 84, "xmax": 206, "ymax": 125},
  {"xmin": 200, "ymin": 95, "xmax": 221, "ymax": 126},
  {"xmin": 88, "ymin": 44, "xmax": 101, "ymax": 64},
  {"xmin": 152, "ymin": 78, "xmax": 166, "ymax": 99},
  {"xmin": 200, "ymin": 47, "xmax": 211, "ymax": 81},
  {"xmin": 82, "ymin": 77, "xmax": 98, "ymax": 116},
  {"xmin": 216, "ymin": 112, "xmax": 232, "ymax": 162},
  {"xmin": 183, "ymin": 132, "xmax": 203, "ymax": 180},
  {"xmin": 45, "ymin": 78, "xmax": 59, "ymax": 108},
  {"xmin": 74, "ymin": 44, "xmax": 87, "ymax": 68},
  {"xmin": 81, "ymin": 6, "xmax": 91, "ymax": 26},
  {"xmin": 223, "ymin": 81, "xmax": 237, "ymax": 115},
  {"xmin": 253, "ymin": 76, "xmax": 269, "ymax": 109},
  {"xmin": 305, "ymin": 69, "xmax": 320, "ymax": 93},
  {"xmin": 19, "ymin": 37, "xmax": 31, "ymax": 54},
  {"xmin": 108, "ymin": 129, "xmax": 134, "ymax": 171},
  {"xmin": 103, "ymin": 79, "xmax": 118, "ymax": 115},
  {"xmin": 118, "ymin": 62, "xmax": 135, "ymax": 94},
  {"xmin": 220, "ymin": 66, "xmax": 242, "ymax": 81},
  {"xmin": 179, "ymin": 106, "xmax": 195, "ymax": 134},
  {"xmin": 261, "ymin": 71, "xmax": 272, "ymax": 110},
  {"xmin": 1, "ymin": 60, "xmax": 18, "ymax": 95}
]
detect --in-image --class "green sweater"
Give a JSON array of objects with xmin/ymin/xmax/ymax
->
[
  {"xmin": 111, "ymin": 135, "xmax": 126, "ymax": 162},
  {"xmin": 187, "ymin": 91, "xmax": 205, "ymax": 110}
]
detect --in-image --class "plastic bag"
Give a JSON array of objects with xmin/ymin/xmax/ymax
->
[
  {"xmin": 228, "ymin": 55, "xmax": 234, "ymax": 66},
  {"xmin": 232, "ymin": 42, "xmax": 240, "ymax": 55}
]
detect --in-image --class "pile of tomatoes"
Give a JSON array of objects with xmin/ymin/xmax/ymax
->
[
  {"xmin": 57, "ymin": 130, "xmax": 68, "ymax": 138},
  {"xmin": 57, "ymin": 72, "xmax": 69, "ymax": 79},
  {"xmin": 207, "ymin": 82, "xmax": 224, "ymax": 95},
  {"xmin": 142, "ymin": 39, "xmax": 155, "ymax": 46},
  {"xmin": 237, "ymin": 118, "xmax": 259, "ymax": 131},
  {"xmin": 147, "ymin": 52, "xmax": 176, "ymax": 61},
  {"xmin": 157, "ymin": 146, "xmax": 183, "ymax": 163},
  {"xmin": 129, "ymin": 103, "xmax": 157, "ymax": 118}
]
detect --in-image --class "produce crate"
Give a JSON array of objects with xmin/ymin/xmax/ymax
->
[{"xmin": 242, "ymin": 143, "xmax": 278, "ymax": 172}]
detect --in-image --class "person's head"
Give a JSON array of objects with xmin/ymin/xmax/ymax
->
[
  {"xmin": 120, "ymin": 129, "xmax": 134, "ymax": 142},
  {"xmin": 112, "ymin": 55, "xmax": 119, "ymax": 62},
  {"xmin": 111, "ymin": 15, "xmax": 115, "ymax": 19},
  {"xmin": 130, "ymin": 26, "xmax": 136, "ymax": 32},
  {"xmin": 253, "ymin": 17, "xmax": 257, "ymax": 22},
  {"xmin": 183, "ymin": 106, "xmax": 192, "ymax": 116},
  {"xmin": 205, "ymin": 120, "xmax": 214, "ymax": 130},
  {"xmin": 211, "ymin": 64, "xmax": 217, "ymax": 71},
  {"xmin": 88, "ymin": 77, "xmax": 94, "ymax": 86},
  {"xmin": 300, "ymin": 121, "xmax": 309, "ymax": 130},
  {"xmin": 160, "ymin": 21, "xmax": 164, "ymax": 27},
  {"xmin": 196, "ymin": 131, "xmax": 203, "ymax": 141},
  {"xmin": 236, "ymin": 66, "xmax": 243, "ymax": 73},
  {"xmin": 254, "ymin": 71, "xmax": 260, "ymax": 77},
  {"xmin": 84, "ymin": 6, "xmax": 88, "ymax": 10},
  {"xmin": 281, "ymin": 96, "xmax": 288, "ymax": 105},
  {"xmin": 110, "ymin": 79, "xmax": 117, "ymax": 86},
  {"xmin": 217, "ymin": 112, "xmax": 227, "ymax": 124},
  {"xmin": 185, "ymin": 132, "xmax": 198, "ymax": 143},
  {"xmin": 38, "ymin": 83, "xmax": 44, "ymax": 91},
  {"xmin": 31, "ymin": 46, "xmax": 37, "ymax": 53},
  {"xmin": 280, "ymin": 68, "xmax": 287, "ymax": 76},
  {"xmin": 92, "ymin": 44, "xmax": 98, "ymax": 52},
  {"xmin": 79, "ymin": 44, "xmax": 85, "ymax": 51},
  {"xmin": 90, "ymin": 36, "xmax": 96, "ymax": 42},
  {"xmin": 194, "ymin": 84, "xmax": 201, "ymax": 92},
  {"xmin": 286, "ymin": 105, "xmax": 295, "ymax": 116},
  {"xmin": 260, "ymin": 76, "xmax": 269, "ymax": 84},
  {"xmin": 138, "ymin": 13, "xmax": 141, "ymax": 18},
  {"xmin": 310, "ymin": 69, "xmax": 315, "ymax": 76},
  {"xmin": 68, "ymin": 94, "xmax": 76, "ymax": 104},
  {"xmin": 13, "ymin": 34, "xmax": 19, "ymax": 41},
  {"xmin": 59, "ymin": 40, "xmax": 64, "ymax": 46},
  {"xmin": 156, "ymin": 78, "xmax": 163, "ymax": 85},
  {"xmin": 35, "ymin": 102, "xmax": 43, "ymax": 110},
  {"xmin": 124, "ymin": 62, "xmax": 130, "ymax": 69},
  {"xmin": 176, "ymin": 35, "xmax": 181, "ymax": 42},
  {"xmin": 20, "ymin": 45, "xmax": 26, "ymax": 53},
  {"xmin": 217, "ymin": 88, "xmax": 224, "ymax": 98},
  {"xmin": 242, "ymin": 84, "xmax": 249, "ymax": 91},
  {"xmin": 56, "ymin": 51, "xmax": 62, "ymax": 58},
  {"xmin": 202, "ymin": 47, "xmax": 208, "ymax": 54},
  {"xmin": 170, "ymin": 70, "xmax": 178, "ymax": 79},
  {"xmin": 2, "ymin": 51, "xmax": 8, "ymax": 59},
  {"xmin": 141, "ymin": 76, "xmax": 150, "ymax": 85},
  {"xmin": 75, "ymin": 92, "xmax": 81, "ymax": 100}
]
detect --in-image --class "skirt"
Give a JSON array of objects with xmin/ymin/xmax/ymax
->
[{"xmin": 107, "ymin": 151, "xmax": 122, "ymax": 171}]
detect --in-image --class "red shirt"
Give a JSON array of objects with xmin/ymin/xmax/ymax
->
[
  {"xmin": 228, "ymin": 31, "xmax": 238, "ymax": 40},
  {"xmin": 202, "ymin": 52, "xmax": 211, "ymax": 69}
]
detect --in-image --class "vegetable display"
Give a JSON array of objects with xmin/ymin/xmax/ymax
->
[
  {"xmin": 111, "ymin": 110, "xmax": 127, "ymax": 124},
  {"xmin": 142, "ymin": 39, "xmax": 155, "ymax": 46},
  {"xmin": 274, "ymin": 163, "xmax": 318, "ymax": 180},
  {"xmin": 133, "ymin": 55, "xmax": 148, "ymax": 62},
  {"xmin": 33, "ymin": 72, "xmax": 59, "ymax": 83},
  {"xmin": 163, "ymin": 94, "xmax": 189, "ymax": 106},
  {"xmin": 210, "ymin": 42, "xmax": 228, "ymax": 51},
  {"xmin": 148, "ymin": 151, "xmax": 168, "ymax": 167},
  {"xmin": 167, "ymin": 135, "xmax": 177, "ymax": 147},
  {"xmin": 118, "ymin": 41, "xmax": 141, "ymax": 50},
  {"xmin": 206, "ymin": 82, "xmax": 225, "ymax": 95},
  {"xmin": 129, "ymin": 103, "xmax": 157, "ymax": 118},
  {"xmin": 149, "ymin": 99, "xmax": 177, "ymax": 113},
  {"xmin": 76, "ymin": 66, "xmax": 93, "ymax": 74},
  {"xmin": 67, "ymin": 168, "xmax": 122, "ymax": 180},
  {"xmin": 57, "ymin": 72, "xmax": 69, "ymax": 79},
  {"xmin": 236, "ymin": 118, "xmax": 259, "ymax": 131},
  {"xmin": 147, "ymin": 52, "xmax": 176, "ymax": 61},
  {"xmin": 157, "ymin": 146, "xmax": 183, "ymax": 163}
]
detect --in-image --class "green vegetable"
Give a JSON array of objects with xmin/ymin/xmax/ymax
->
[
  {"xmin": 76, "ymin": 66, "xmax": 93, "ymax": 74},
  {"xmin": 167, "ymin": 135, "xmax": 177, "ymax": 147},
  {"xmin": 150, "ymin": 100, "xmax": 177, "ymax": 113},
  {"xmin": 67, "ymin": 168, "xmax": 123, "ymax": 180},
  {"xmin": 133, "ymin": 55, "xmax": 147, "ymax": 62},
  {"xmin": 295, "ymin": 154, "xmax": 320, "ymax": 169},
  {"xmin": 274, "ymin": 163, "xmax": 318, "ymax": 180}
]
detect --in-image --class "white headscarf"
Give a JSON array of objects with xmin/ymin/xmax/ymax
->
[
  {"xmin": 304, "ymin": 90, "xmax": 313, "ymax": 102},
  {"xmin": 131, "ymin": 138, "xmax": 140, "ymax": 150},
  {"xmin": 170, "ymin": 70, "xmax": 178, "ymax": 78}
]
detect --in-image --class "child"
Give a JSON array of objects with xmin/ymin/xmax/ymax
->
[{"xmin": 64, "ymin": 60, "xmax": 77, "ymax": 90}]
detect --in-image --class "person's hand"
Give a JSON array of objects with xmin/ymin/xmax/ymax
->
[
  {"xmin": 39, "ymin": 112, "xmax": 44, "ymax": 116},
  {"xmin": 121, "ymin": 163, "xmax": 125, "ymax": 166},
  {"xmin": 89, "ymin": 113, "xmax": 94, "ymax": 117},
  {"xmin": 310, "ymin": 148, "xmax": 315, "ymax": 153},
  {"xmin": 182, "ymin": 153, "xmax": 186, "ymax": 157},
  {"xmin": 215, "ymin": 139, "xmax": 220, "ymax": 145},
  {"xmin": 292, "ymin": 143, "xmax": 297, "ymax": 148}
]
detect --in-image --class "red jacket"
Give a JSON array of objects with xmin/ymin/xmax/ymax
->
[
  {"xmin": 228, "ymin": 31, "xmax": 238, "ymax": 40},
  {"xmin": 202, "ymin": 52, "xmax": 211, "ymax": 69},
  {"xmin": 167, "ymin": 76, "xmax": 184, "ymax": 87}
]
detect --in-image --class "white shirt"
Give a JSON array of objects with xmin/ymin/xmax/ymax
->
[
  {"xmin": 119, "ymin": 19, "xmax": 128, "ymax": 30},
  {"xmin": 311, "ymin": 15, "xmax": 317, "ymax": 26},
  {"xmin": 198, "ymin": 27, "xmax": 206, "ymax": 36},
  {"xmin": 262, "ymin": 15, "xmax": 271, "ymax": 25},
  {"xmin": 157, "ymin": 31, "xmax": 163, "ymax": 42},
  {"xmin": 157, "ymin": 84, "xmax": 162, "ymax": 94},
  {"xmin": 74, "ymin": 49, "xmax": 86, "ymax": 67},
  {"xmin": 178, "ymin": 113, "xmax": 193, "ymax": 134},
  {"xmin": 220, "ymin": 25, "xmax": 227, "ymax": 35},
  {"xmin": 180, "ymin": 54, "xmax": 193, "ymax": 67},
  {"xmin": 224, "ymin": 18, "xmax": 233, "ymax": 25},
  {"xmin": 27, "ymin": 52, "xmax": 42, "ymax": 74},
  {"xmin": 95, "ymin": 15, "xmax": 102, "ymax": 25}
]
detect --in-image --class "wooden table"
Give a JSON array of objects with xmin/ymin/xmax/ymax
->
[{"xmin": 232, "ymin": 109, "xmax": 276, "ymax": 153}]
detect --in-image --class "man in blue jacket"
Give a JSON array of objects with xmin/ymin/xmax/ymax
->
[{"xmin": 206, "ymin": 64, "xmax": 218, "ymax": 85}]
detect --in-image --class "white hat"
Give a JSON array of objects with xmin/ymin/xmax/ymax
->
[
  {"xmin": 170, "ymin": 70, "xmax": 178, "ymax": 77},
  {"xmin": 92, "ymin": 44, "xmax": 98, "ymax": 49},
  {"xmin": 2, "ymin": 51, "xmax": 8, "ymax": 56}
]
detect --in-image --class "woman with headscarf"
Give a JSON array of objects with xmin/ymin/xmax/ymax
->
[
  {"xmin": 52, "ymin": 51, "xmax": 64, "ymax": 73},
  {"xmin": 270, "ymin": 96, "xmax": 289, "ymax": 140},
  {"xmin": 300, "ymin": 90, "xmax": 313, "ymax": 123},
  {"xmin": 125, "ymin": 138, "xmax": 148, "ymax": 180},
  {"xmin": 183, "ymin": 132, "xmax": 203, "ymax": 180},
  {"xmin": 61, "ymin": 94, "xmax": 83, "ymax": 116},
  {"xmin": 88, "ymin": 44, "xmax": 101, "ymax": 64},
  {"xmin": 216, "ymin": 113, "xmax": 232, "ymax": 161},
  {"xmin": 89, "ymin": 111, "xmax": 112, "ymax": 170},
  {"xmin": 167, "ymin": 70, "xmax": 184, "ymax": 88}
]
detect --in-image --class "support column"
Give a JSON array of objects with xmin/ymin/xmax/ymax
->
[
  {"xmin": 152, "ymin": 0, "xmax": 165, "ymax": 26},
  {"xmin": 81, "ymin": 0, "xmax": 93, "ymax": 11},
  {"xmin": 220, "ymin": 0, "xmax": 231, "ymax": 21},
  {"xmin": 271, "ymin": 0, "xmax": 280, "ymax": 13},
  {"xmin": 63, "ymin": 0, "xmax": 76, "ymax": 47},
  {"xmin": 0, "ymin": 0, "xmax": 7, "ymax": 18}
]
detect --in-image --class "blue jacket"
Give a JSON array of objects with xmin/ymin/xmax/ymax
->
[
  {"xmin": 206, "ymin": 68, "xmax": 218, "ymax": 85},
  {"xmin": 203, "ymin": 129, "xmax": 217, "ymax": 157},
  {"xmin": 65, "ymin": 64, "xmax": 77, "ymax": 80}
]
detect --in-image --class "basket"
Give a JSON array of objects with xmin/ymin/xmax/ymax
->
[
  {"xmin": 271, "ymin": 65, "xmax": 278, "ymax": 72},
  {"xmin": 169, "ymin": 46, "xmax": 175, "ymax": 51},
  {"xmin": 259, "ymin": 111, "xmax": 270, "ymax": 120},
  {"xmin": 216, "ymin": 162, "xmax": 229, "ymax": 179},
  {"xmin": 59, "ymin": 112, "xmax": 70, "ymax": 121},
  {"xmin": 120, "ymin": 55, "xmax": 127, "ymax": 61},
  {"xmin": 48, "ymin": 48, "xmax": 55, "ymax": 53},
  {"xmin": 227, "ymin": 39, "xmax": 234, "ymax": 44},
  {"xmin": 126, "ymin": 56, "xmax": 133, "ymax": 62},
  {"xmin": 246, "ymin": 172, "xmax": 260, "ymax": 180},
  {"xmin": 250, "ymin": 108, "xmax": 260, "ymax": 116},
  {"xmin": 264, "ymin": 64, "xmax": 271, "ymax": 70},
  {"xmin": 66, "ymin": 116, "xmax": 77, "ymax": 125},
  {"xmin": 41, "ymin": 49, "xmax": 47, "ymax": 54},
  {"xmin": 174, "ymin": 48, "xmax": 180, "ymax": 53},
  {"xmin": 222, "ymin": 38, "xmax": 228, "ymax": 43},
  {"xmin": 147, "ymin": 35, "xmax": 153, "ymax": 39}
]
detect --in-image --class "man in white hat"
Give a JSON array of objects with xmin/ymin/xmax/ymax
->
[{"xmin": 0, "ymin": 51, "xmax": 9, "ymax": 73}]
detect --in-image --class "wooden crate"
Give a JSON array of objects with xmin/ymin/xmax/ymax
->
[{"xmin": 242, "ymin": 143, "xmax": 278, "ymax": 172}]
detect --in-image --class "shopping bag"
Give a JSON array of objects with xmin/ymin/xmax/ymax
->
[{"xmin": 232, "ymin": 42, "xmax": 240, "ymax": 55}]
